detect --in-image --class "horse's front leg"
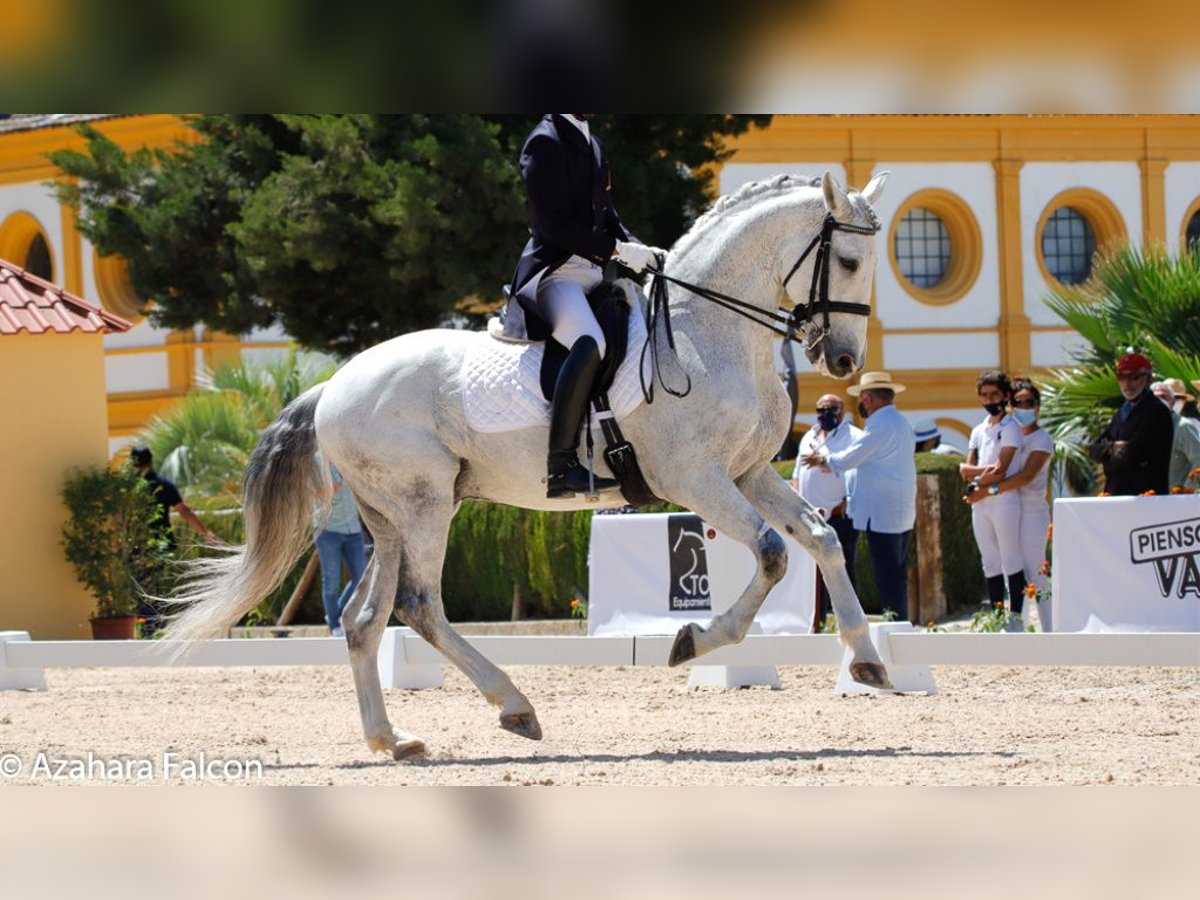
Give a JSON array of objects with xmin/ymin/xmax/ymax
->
[
  {"xmin": 739, "ymin": 462, "xmax": 893, "ymax": 690},
  {"xmin": 665, "ymin": 467, "xmax": 790, "ymax": 666}
]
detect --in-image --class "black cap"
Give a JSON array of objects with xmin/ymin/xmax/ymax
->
[{"xmin": 130, "ymin": 446, "xmax": 152, "ymax": 466}]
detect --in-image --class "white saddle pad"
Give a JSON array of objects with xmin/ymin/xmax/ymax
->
[{"xmin": 463, "ymin": 291, "xmax": 650, "ymax": 435}]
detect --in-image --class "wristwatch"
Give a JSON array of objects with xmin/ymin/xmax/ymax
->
[{"xmin": 988, "ymin": 483, "xmax": 1000, "ymax": 496}]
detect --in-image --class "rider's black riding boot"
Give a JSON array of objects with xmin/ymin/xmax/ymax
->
[{"xmin": 546, "ymin": 336, "xmax": 619, "ymax": 499}]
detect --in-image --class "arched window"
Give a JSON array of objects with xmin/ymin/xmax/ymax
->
[
  {"xmin": 24, "ymin": 233, "xmax": 53, "ymax": 281},
  {"xmin": 1186, "ymin": 208, "xmax": 1200, "ymax": 251},
  {"xmin": 1041, "ymin": 207, "xmax": 1096, "ymax": 285},
  {"xmin": 894, "ymin": 208, "xmax": 950, "ymax": 288}
]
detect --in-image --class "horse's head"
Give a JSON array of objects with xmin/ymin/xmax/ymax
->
[{"xmin": 782, "ymin": 170, "xmax": 889, "ymax": 379}]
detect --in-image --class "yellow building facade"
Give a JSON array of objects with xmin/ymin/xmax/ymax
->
[{"xmin": 723, "ymin": 114, "xmax": 1200, "ymax": 446}]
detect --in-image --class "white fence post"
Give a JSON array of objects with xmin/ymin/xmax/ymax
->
[
  {"xmin": 376, "ymin": 627, "xmax": 444, "ymax": 690},
  {"xmin": 0, "ymin": 631, "xmax": 47, "ymax": 691},
  {"xmin": 835, "ymin": 621, "xmax": 938, "ymax": 696},
  {"xmin": 687, "ymin": 623, "xmax": 781, "ymax": 689}
]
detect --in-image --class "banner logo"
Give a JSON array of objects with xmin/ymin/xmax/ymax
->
[
  {"xmin": 667, "ymin": 514, "xmax": 711, "ymax": 611},
  {"xmin": 1128, "ymin": 517, "xmax": 1200, "ymax": 599}
]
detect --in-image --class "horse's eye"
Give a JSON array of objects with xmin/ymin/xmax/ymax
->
[{"xmin": 839, "ymin": 256, "xmax": 860, "ymax": 274}]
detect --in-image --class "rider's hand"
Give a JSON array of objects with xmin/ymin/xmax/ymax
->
[{"xmin": 613, "ymin": 241, "xmax": 661, "ymax": 275}]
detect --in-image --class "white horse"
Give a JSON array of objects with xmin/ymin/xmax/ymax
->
[{"xmin": 166, "ymin": 170, "xmax": 893, "ymax": 760}]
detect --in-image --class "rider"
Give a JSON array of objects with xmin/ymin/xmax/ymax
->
[{"xmin": 507, "ymin": 114, "xmax": 663, "ymax": 499}]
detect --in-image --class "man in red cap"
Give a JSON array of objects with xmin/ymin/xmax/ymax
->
[{"xmin": 1088, "ymin": 352, "xmax": 1174, "ymax": 495}]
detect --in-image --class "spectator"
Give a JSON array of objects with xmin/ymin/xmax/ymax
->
[
  {"xmin": 791, "ymin": 393, "xmax": 862, "ymax": 630},
  {"xmin": 1150, "ymin": 380, "xmax": 1200, "ymax": 488},
  {"xmin": 314, "ymin": 455, "xmax": 367, "ymax": 638},
  {"xmin": 960, "ymin": 371, "xmax": 1028, "ymax": 630},
  {"xmin": 1088, "ymin": 353, "xmax": 1173, "ymax": 496},
  {"xmin": 913, "ymin": 419, "xmax": 962, "ymax": 456},
  {"xmin": 802, "ymin": 372, "xmax": 916, "ymax": 622},
  {"xmin": 968, "ymin": 378, "xmax": 1055, "ymax": 630},
  {"xmin": 129, "ymin": 445, "xmax": 219, "ymax": 635}
]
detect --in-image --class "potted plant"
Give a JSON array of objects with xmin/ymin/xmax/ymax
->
[{"xmin": 61, "ymin": 465, "xmax": 172, "ymax": 640}]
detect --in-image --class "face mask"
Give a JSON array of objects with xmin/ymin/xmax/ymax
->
[
  {"xmin": 816, "ymin": 410, "xmax": 841, "ymax": 432},
  {"xmin": 1013, "ymin": 408, "xmax": 1037, "ymax": 426},
  {"xmin": 982, "ymin": 402, "xmax": 1005, "ymax": 417},
  {"xmin": 857, "ymin": 401, "xmax": 868, "ymax": 419}
]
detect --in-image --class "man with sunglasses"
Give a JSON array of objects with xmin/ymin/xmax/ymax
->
[
  {"xmin": 791, "ymin": 393, "xmax": 862, "ymax": 630},
  {"xmin": 1088, "ymin": 353, "xmax": 1173, "ymax": 496}
]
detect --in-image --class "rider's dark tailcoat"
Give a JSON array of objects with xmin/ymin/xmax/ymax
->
[{"xmin": 503, "ymin": 115, "xmax": 633, "ymax": 341}]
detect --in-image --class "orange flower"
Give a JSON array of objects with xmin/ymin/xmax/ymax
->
[
  {"xmin": 1024, "ymin": 582, "xmax": 1037, "ymax": 599},
  {"xmin": 1140, "ymin": 490, "xmax": 1157, "ymax": 497},
  {"xmin": 1170, "ymin": 485, "xmax": 1195, "ymax": 494},
  {"xmin": 1098, "ymin": 492, "xmax": 1111, "ymax": 497},
  {"xmin": 993, "ymin": 601, "xmax": 1004, "ymax": 610},
  {"xmin": 569, "ymin": 598, "xmax": 581, "ymax": 609},
  {"xmin": 1190, "ymin": 466, "xmax": 1200, "ymax": 479}
]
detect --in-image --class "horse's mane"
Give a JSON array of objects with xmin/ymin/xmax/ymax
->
[{"xmin": 673, "ymin": 173, "xmax": 879, "ymax": 259}]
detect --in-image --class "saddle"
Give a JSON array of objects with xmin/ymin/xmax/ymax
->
[{"xmin": 492, "ymin": 278, "xmax": 660, "ymax": 507}]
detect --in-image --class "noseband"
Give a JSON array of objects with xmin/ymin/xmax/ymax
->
[{"xmin": 639, "ymin": 211, "xmax": 880, "ymax": 403}]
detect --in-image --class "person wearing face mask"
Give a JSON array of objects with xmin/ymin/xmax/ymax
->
[
  {"xmin": 801, "ymin": 372, "xmax": 916, "ymax": 622},
  {"xmin": 1150, "ymin": 380, "xmax": 1200, "ymax": 488},
  {"xmin": 966, "ymin": 378, "xmax": 1055, "ymax": 629},
  {"xmin": 791, "ymin": 393, "xmax": 863, "ymax": 629},
  {"xmin": 960, "ymin": 370, "xmax": 1028, "ymax": 629},
  {"xmin": 502, "ymin": 114, "xmax": 667, "ymax": 499},
  {"xmin": 1088, "ymin": 353, "xmax": 1173, "ymax": 496}
]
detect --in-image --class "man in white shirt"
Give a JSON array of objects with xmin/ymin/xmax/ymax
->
[
  {"xmin": 791, "ymin": 393, "xmax": 862, "ymax": 629},
  {"xmin": 802, "ymin": 372, "xmax": 917, "ymax": 621}
]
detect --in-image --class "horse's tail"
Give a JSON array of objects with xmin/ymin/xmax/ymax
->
[{"xmin": 163, "ymin": 383, "xmax": 328, "ymax": 646}]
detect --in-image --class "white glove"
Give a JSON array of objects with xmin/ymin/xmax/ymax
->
[{"xmin": 613, "ymin": 241, "xmax": 663, "ymax": 275}]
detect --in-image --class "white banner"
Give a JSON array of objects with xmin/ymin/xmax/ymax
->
[
  {"xmin": 587, "ymin": 512, "xmax": 816, "ymax": 636},
  {"xmin": 1052, "ymin": 496, "xmax": 1200, "ymax": 632}
]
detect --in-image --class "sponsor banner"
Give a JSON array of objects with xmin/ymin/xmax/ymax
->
[
  {"xmin": 1053, "ymin": 496, "xmax": 1200, "ymax": 633},
  {"xmin": 588, "ymin": 512, "xmax": 815, "ymax": 636}
]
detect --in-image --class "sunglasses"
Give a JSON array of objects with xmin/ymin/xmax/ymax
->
[
  {"xmin": 1011, "ymin": 399, "xmax": 1038, "ymax": 409},
  {"xmin": 815, "ymin": 406, "xmax": 841, "ymax": 413},
  {"xmin": 1116, "ymin": 372, "xmax": 1149, "ymax": 382}
]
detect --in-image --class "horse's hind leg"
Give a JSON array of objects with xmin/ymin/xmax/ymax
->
[
  {"xmin": 341, "ymin": 526, "xmax": 426, "ymax": 760},
  {"xmin": 372, "ymin": 481, "xmax": 542, "ymax": 741},
  {"xmin": 739, "ymin": 462, "xmax": 892, "ymax": 691}
]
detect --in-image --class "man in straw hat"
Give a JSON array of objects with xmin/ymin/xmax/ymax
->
[
  {"xmin": 1150, "ymin": 379, "xmax": 1200, "ymax": 488},
  {"xmin": 802, "ymin": 371, "xmax": 916, "ymax": 621},
  {"xmin": 1088, "ymin": 352, "xmax": 1173, "ymax": 496}
]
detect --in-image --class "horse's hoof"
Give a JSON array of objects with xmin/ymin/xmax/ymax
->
[
  {"xmin": 367, "ymin": 733, "xmax": 426, "ymax": 760},
  {"xmin": 849, "ymin": 660, "xmax": 894, "ymax": 691},
  {"xmin": 668, "ymin": 623, "xmax": 700, "ymax": 667},
  {"xmin": 500, "ymin": 711, "xmax": 543, "ymax": 741}
]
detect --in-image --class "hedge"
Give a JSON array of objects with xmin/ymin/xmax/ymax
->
[
  {"xmin": 184, "ymin": 455, "xmax": 989, "ymax": 624},
  {"xmin": 442, "ymin": 455, "xmax": 988, "ymax": 620}
]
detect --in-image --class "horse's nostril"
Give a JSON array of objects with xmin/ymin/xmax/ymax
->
[{"xmin": 837, "ymin": 354, "xmax": 855, "ymax": 372}]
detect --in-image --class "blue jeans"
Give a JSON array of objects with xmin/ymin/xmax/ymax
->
[
  {"xmin": 315, "ymin": 529, "xmax": 366, "ymax": 630},
  {"xmin": 866, "ymin": 528, "xmax": 911, "ymax": 621}
]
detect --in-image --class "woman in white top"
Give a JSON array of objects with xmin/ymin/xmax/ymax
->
[
  {"xmin": 961, "ymin": 371, "xmax": 1027, "ymax": 628},
  {"xmin": 977, "ymin": 378, "xmax": 1055, "ymax": 629}
]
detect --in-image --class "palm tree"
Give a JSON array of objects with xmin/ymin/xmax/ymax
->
[
  {"xmin": 138, "ymin": 349, "xmax": 339, "ymax": 507},
  {"xmin": 1039, "ymin": 245, "xmax": 1200, "ymax": 492}
]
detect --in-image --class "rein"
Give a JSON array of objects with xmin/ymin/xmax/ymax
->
[{"xmin": 638, "ymin": 212, "xmax": 881, "ymax": 404}]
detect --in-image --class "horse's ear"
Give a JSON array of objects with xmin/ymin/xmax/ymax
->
[
  {"xmin": 821, "ymin": 171, "xmax": 852, "ymax": 218},
  {"xmin": 860, "ymin": 170, "xmax": 890, "ymax": 207}
]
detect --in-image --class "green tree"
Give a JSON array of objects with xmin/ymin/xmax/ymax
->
[
  {"xmin": 51, "ymin": 114, "xmax": 772, "ymax": 354},
  {"xmin": 1039, "ymin": 245, "xmax": 1200, "ymax": 491}
]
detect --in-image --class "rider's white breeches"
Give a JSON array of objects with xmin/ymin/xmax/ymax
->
[{"xmin": 539, "ymin": 256, "xmax": 607, "ymax": 357}]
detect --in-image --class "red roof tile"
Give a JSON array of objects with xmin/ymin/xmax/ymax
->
[{"xmin": 0, "ymin": 259, "xmax": 131, "ymax": 336}]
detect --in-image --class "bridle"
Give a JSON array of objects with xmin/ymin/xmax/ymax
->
[{"xmin": 639, "ymin": 211, "xmax": 881, "ymax": 403}]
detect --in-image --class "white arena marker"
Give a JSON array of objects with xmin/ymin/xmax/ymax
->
[
  {"xmin": 377, "ymin": 627, "xmax": 444, "ymax": 690},
  {"xmin": 835, "ymin": 622, "xmax": 937, "ymax": 696},
  {"xmin": 687, "ymin": 623, "xmax": 781, "ymax": 690},
  {"xmin": 0, "ymin": 631, "xmax": 47, "ymax": 691}
]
